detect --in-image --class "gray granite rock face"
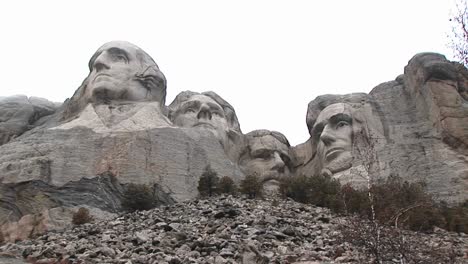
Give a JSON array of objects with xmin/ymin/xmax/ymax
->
[
  {"xmin": 298, "ymin": 53, "xmax": 468, "ymax": 203},
  {"xmin": 0, "ymin": 42, "xmax": 244, "ymax": 239},
  {"xmin": 0, "ymin": 95, "xmax": 59, "ymax": 146},
  {"xmin": 0, "ymin": 126, "xmax": 243, "ymax": 217},
  {"xmin": 0, "ymin": 41, "xmax": 467, "ymax": 242}
]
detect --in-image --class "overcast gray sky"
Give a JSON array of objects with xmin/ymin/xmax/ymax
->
[{"xmin": 0, "ymin": 0, "xmax": 456, "ymax": 145}]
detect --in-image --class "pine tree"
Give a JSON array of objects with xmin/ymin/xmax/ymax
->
[
  {"xmin": 240, "ymin": 172, "xmax": 263, "ymax": 199},
  {"xmin": 197, "ymin": 165, "xmax": 219, "ymax": 197}
]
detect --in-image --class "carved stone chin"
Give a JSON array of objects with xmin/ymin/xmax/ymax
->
[{"xmin": 320, "ymin": 150, "xmax": 353, "ymax": 177}]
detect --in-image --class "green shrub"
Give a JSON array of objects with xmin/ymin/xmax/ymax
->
[
  {"xmin": 279, "ymin": 175, "xmax": 310, "ymax": 203},
  {"xmin": 280, "ymin": 174, "xmax": 343, "ymax": 211},
  {"xmin": 121, "ymin": 183, "xmax": 157, "ymax": 212},
  {"xmin": 197, "ymin": 165, "xmax": 220, "ymax": 197},
  {"xmin": 308, "ymin": 174, "xmax": 343, "ymax": 210},
  {"xmin": 240, "ymin": 173, "xmax": 263, "ymax": 198},
  {"xmin": 217, "ymin": 176, "xmax": 237, "ymax": 195},
  {"xmin": 72, "ymin": 207, "xmax": 94, "ymax": 225}
]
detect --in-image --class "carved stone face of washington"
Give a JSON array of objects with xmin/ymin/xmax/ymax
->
[
  {"xmin": 311, "ymin": 103, "xmax": 354, "ymax": 176},
  {"xmin": 84, "ymin": 41, "xmax": 166, "ymax": 105}
]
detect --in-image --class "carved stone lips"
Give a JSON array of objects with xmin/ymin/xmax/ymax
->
[
  {"xmin": 193, "ymin": 122, "xmax": 215, "ymax": 129},
  {"xmin": 93, "ymin": 73, "xmax": 112, "ymax": 82},
  {"xmin": 325, "ymin": 147, "xmax": 344, "ymax": 160}
]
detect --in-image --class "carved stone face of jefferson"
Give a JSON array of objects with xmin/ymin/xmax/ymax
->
[
  {"xmin": 172, "ymin": 94, "xmax": 229, "ymax": 139},
  {"xmin": 311, "ymin": 103, "xmax": 353, "ymax": 176},
  {"xmin": 84, "ymin": 41, "xmax": 166, "ymax": 105}
]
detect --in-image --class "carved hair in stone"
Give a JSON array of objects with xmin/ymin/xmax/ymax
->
[
  {"xmin": 61, "ymin": 41, "xmax": 167, "ymax": 121},
  {"xmin": 238, "ymin": 129, "xmax": 293, "ymax": 184}
]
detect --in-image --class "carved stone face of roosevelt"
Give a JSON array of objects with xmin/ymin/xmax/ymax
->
[
  {"xmin": 239, "ymin": 132, "xmax": 292, "ymax": 183},
  {"xmin": 84, "ymin": 41, "xmax": 165, "ymax": 104},
  {"xmin": 311, "ymin": 103, "xmax": 353, "ymax": 176},
  {"xmin": 172, "ymin": 94, "xmax": 229, "ymax": 139}
]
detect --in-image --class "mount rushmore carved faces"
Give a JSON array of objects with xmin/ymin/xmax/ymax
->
[
  {"xmin": 239, "ymin": 130, "xmax": 293, "ymax": 184},
  {"xmin": 310, "ymin": 103, "xmax": 354, "ymax": 177}
]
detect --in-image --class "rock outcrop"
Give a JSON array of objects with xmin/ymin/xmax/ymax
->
[
  {"xmin": 0, "ymin": 41, "xmax": 244, "ymax": 240},
  {"xmin": 0, "ymin": 95, "xmax": 58, "ymax": 146},
  {"xmin": 298, "ymin": 53, "xmax": 468, "ymax": 204},
  {"xmin": 0, "ymin": 40, "xmax": 467, "ymax": 242}
]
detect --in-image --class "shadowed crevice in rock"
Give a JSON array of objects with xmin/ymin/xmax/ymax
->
[{"xmin": 0, "ymin": 174, "xmax": 175, "ymax": 223}]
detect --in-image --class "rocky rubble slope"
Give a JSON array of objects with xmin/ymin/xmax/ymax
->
[{"xmin": 0, "ymin": 196, "xmax": 466, "ymax": 264}]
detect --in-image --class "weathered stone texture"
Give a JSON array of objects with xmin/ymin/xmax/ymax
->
[
  {"xmin": 0, "ymin": 41, "xmax": 467, "ymax": 243},
  {"xmin": 0, "ymin": 95, "xmax": 58, "ymax": 145},
  {"xmin": 300, "ymin": 53, "xmax": 468, "ymax": 203}
]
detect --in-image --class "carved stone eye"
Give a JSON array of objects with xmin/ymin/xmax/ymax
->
[
  {"xmin": 212, "ymin": 111, "xmax": 223, "ymax": 117},
  {"xmin": 185, "ymin": 108, "xmax": 196, "ymax": 114},
  {"xmin": 336, "ymin": 121, "xmax": 350, "ymax": 129}
]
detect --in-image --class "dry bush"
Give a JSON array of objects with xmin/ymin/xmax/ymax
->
[
  {"xmin": 198, "ymin": 165, "xmax": 220, "ymax": 197},
  {"xmin": 217, "ymin": 176, "xmax": 237, "ymax": 195},
  {"xmin": 72, "ymin": 207, "xmax": 93, "ymax": 225},
  {"xmin": 448, "ymin": 0, "xmax": 468, "ymax": 67},
  {"xmin": 340, "ymin": 183, "xmax": 369, "ymax": 215},
  {"xmin": 121, "ymin": 183, "xmax": 157, "ymax": 212},
  {"xmin": 340, "ymin": 217, "xmax": 459, "ymax": 263},
  {"xmin": 283, "ymin": 174, "xmax": 467, "ymax": 233},
  {"xmin": 439, "ymin": 200, "xmax": 468, "ymax": 233}
]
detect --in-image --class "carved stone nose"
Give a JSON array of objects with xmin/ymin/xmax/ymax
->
[
  {"xmin": 272, "ymin": 152, "xmax": 285, "ymax": 171},
  {"xmin": 197, "ymin": 104, "xmax": 212, "ymax": 120},
  {"xmin": 93, "ymin": 54, "xmax": 111, "ymax": 72},
  {"xmin": 320, "ymin": 125, "xmax": 336, "ymax": 146}
]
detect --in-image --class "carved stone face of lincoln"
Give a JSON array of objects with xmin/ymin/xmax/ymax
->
[
  {"xmin": 311, "ymin": 103, "xmax": 353, "ymax": 176},
  {"xmin": 84, "ymin": 41, "xmax": 166, "ymax": 105}
]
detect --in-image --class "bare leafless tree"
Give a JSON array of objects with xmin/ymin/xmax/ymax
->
[{"xmin": 448, "ymin": 0, "xmax": 468, "ymax": 67}]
